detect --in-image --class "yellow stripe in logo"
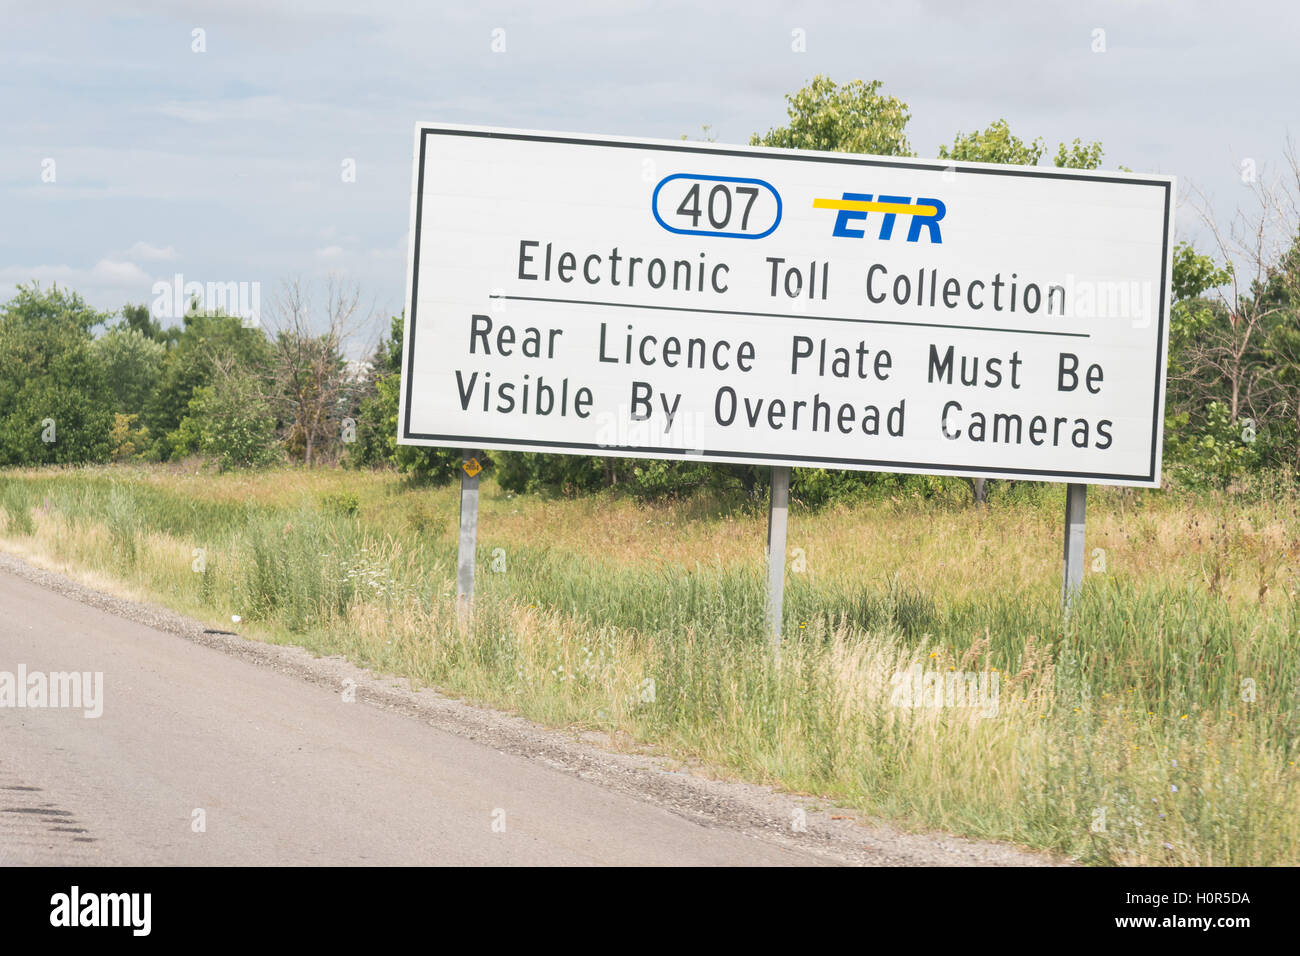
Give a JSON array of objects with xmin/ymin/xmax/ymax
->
[{"xmin": 813, "ymin": 197, "xmax": 940, "ymax": 217}]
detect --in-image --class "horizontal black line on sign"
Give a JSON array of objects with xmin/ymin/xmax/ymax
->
[{"xmin": 488, "ymin": 294, "xmax": 1091, "ymax": 339}]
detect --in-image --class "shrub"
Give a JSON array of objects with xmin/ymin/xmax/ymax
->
[
  {"xmin": 321, "ymin": 490, "xmax": 360, "ymax": 517},
  {"xmin": 176, "ymin": 362, "xmax": 280, "ymax": 470}
]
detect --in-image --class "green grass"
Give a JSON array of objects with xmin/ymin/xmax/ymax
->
[{"xmin": 1, "ymin": 463, "xmax": 1297, "ymax": 865}]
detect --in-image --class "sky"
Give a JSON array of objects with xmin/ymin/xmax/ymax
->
[{"xmin": 2, "ymin": 0, "xmax": 1295, "ymax": 348}]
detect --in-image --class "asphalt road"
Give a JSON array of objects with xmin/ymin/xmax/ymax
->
[{"xmin": 0, "ymin": 566, "xmax": 829, "ymax": 866}]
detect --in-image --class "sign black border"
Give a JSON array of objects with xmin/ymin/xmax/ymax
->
[{"xmin": 402, "ymin": 126, "xmax": 1172, "ymax": 485}]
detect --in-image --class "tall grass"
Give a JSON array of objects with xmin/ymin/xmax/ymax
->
[{"xmin": 1, "ymin": 464, "xmax": 1297, "ymax": 864}]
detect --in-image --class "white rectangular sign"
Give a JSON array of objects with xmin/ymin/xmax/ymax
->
[{"xmin": 399, "ymin": 124, "xmax": 1173, "ymax": 486}]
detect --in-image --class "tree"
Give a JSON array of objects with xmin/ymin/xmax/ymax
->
[
  {"xmin": 1166, "ymin": 242, "xmax": 1234, "ymax": 416},
  {"xmin": 751, "ymin": 75, "xmax": 913, "ymax": 157},
  {"xmin": 346, "ymin": 313, "xmax": 403, "ymax": 469},
  {"xmin": 346, "ymin": 313, "xmax": 469, "ymax": 483},
  {"xmin": 1156, "ymin": 138, "xmax": 1300, "ymax": 480},
  {"xmin": 940, "ymin": 118, "xmax": 1104, "ymax": 171},
  {"xmin": 939, "ymin": 119, "xmax": 1045, "ymax": 167},
  {"xmin": 176, "ymin": 353, "xmax": 280, "ymax": 470},
  {"xmin": 120, "ymin": 302, "xmax": 181, "ymax": 347},
  {"xmin": 109, "ymin": 413, "xmax": 149, "ymax": 461},
  {"xmin": 1054, "ymin": 139, "xmax": 1105, "ymax": 171},
  {"xmin": 1184, "ymin": 164, "xmax": 1299, "ymax": 426},
  {"xmin": 1246, "ymin": 142, "xmax": 1300, "ymax": 463},
  {"xmin": 1258, "ymin": 232, "xmax": 1300, "ymax": 460},
  {"xmin": 0, "ymin": 283, "xmax": 113, "ymax": 465},
  {"xmin": 266, "ymin": 278, "xmax": 368, "ymax": 467},
  {"xmin": 143, "ymin": 310, "xmax": 273, "ymax": 459},
  {"xmin": 94, "ymin": 326, "xmax": 166, "ymax": 415}
]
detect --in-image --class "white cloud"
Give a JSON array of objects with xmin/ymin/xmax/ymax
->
[
  {"xmin": 316, "ymin": 245, "xmax": 345, "ymax": 259},
  {"xmin": 90, "ymin": 258, "xmax": 152, "ymax": 284},
  {"xmin": 0, "ymin": 255, "xmax": 158, "ymax": 312},
  {"xmin": 126, "ymin": 241, "xmax": 178, "ymax": 261}
]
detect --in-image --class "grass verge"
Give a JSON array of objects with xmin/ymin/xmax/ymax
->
[{"xmin": 2, "ymin": 464, "xmax": 1297, "ymax": 864}]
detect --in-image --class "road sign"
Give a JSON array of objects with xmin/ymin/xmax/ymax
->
[{"xmin": 399, "ymin": 124, "xmax": 1173, "ymax": 488}]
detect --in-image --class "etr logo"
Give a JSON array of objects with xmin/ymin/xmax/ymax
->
[{"xmin": 814, "ymin": 193, "xmax": 946, "ymax": 243}]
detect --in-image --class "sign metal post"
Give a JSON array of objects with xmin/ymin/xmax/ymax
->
[
  {"xmin": 766, "ymin": 466, "xmax": 791, "ymax": 646},
  {"xmin": 457, "ymin": 456, "xmax": 481, "ymax": 617},
  {"xmin": 1061, "ymin": 482, "xmax": 1087, "ymax": 610}
]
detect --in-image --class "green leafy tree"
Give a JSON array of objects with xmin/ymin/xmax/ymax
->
[
  {"xmin": 939, "ymin": 119, "xmax": 1045, "ymax": 166},
  {"xmin": 1253, "ymin": 232, "xmax": 1300, "ymax": 462},
  {"xmin": 1054, "ymin": 138, "xmax": 1105, "ymax": 170},
  {"xmin": 175, "ymin": 354, "xmax": 280, "ymax": 470},
  {"xmin": 94, "ymin": 326, "xmax": 166, "ymax": 415},
  {"xmin": 751, "ymin": 75, "xmax": 913, "ymax": 157},
  {"xmin": 346, "ymin": 314, "xmax": 471, "ymax": 483},
  {"xmin": 939, "ymin": 119, "xmax": 1104, "ymax": 170},
  {"xmin": 143, "ymin": 311, "xmax": 273, "ymax": 459},
  {"xmin": 1164, "ymin": 400, "xmax": 1262, "ymax": 487},
  {"xmin": 347, "ymin": 315, "xmax": 402, "ymax": 468},
  {"xmin": 0, "ymin": 283, "xmax": 113, "ymax": 465},
  {"xmin": 1162, "ymin": 241, "xmax": 1284, "ymax": 484},
  {"xmin": 120, "ymin": 302, "xmax": 181, "ymax": 347},
  {"xmin": 109, "ymin": 413, "xmax": 150, "ymax": 461},
  {"xmin": 1167, "ymin": 242, "xmax": 1234, "ymax": 416}
]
